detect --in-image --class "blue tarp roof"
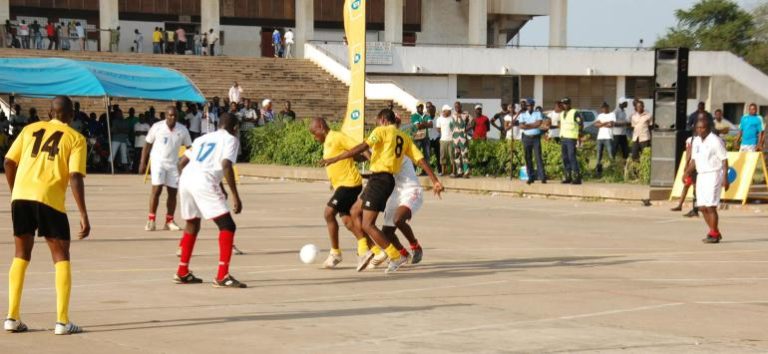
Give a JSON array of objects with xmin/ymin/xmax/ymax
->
[{"xmin": 0, "ymin": 57, "xmax": 205, "ymax": 103}]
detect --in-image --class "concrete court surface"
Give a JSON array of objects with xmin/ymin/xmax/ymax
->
[{"xmin": 0, "ymin": 175, "xmax": 767, "ymax": 353}]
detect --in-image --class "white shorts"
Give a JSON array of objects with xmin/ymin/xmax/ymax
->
[
  {"xmin": 740, "ymin": 145, "xmax": 757, "ymax": 152},
  {"xmin": 151, "ymin": 164, "xmax": 180, "ymax": 188},
  {"xmin": 383, "ymin": 187, "xmax": 423, "ymax": 227},
  {"xmin": 695, "ymin": 171, "xmax": 723, "ymax": 208},
  {"xmin": 179, "ymin": 182, "xmax": 230, "ymax": 220}
]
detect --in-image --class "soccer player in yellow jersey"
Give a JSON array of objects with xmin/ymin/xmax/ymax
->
[
  {"xmin": 322, "ymin": 109, "xmax": 443, "ymax": 274},
  {"xmin": 310, "ymin": 118, "xmax": 375, "ymax": 271},
  {"xmin": 3, "ymin": 96, "xmax": 90, "ymax": 335}
]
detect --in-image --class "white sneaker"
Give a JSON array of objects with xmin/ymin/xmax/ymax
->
[
  {"xmin": 366, "ymin": 252, "xmax": 388, "ymax": 270},
  {"xmin": 145, "ymin": 220, "xmax": 156, "ymax": 231},
  {"xmin": 323, "ymin": 252, "xmax": 343, "ymax": 269},
  {"xmin": 4, "ymin": 318, "xmax": 28, "ymax": 332},
  {"xmin": 54, "ymin": 322, "xmax": 83, "ymax": 335},
  {"xmin": 356, "ymin": 251, "xmax": 375, "ymax": 272},
  {"xmin": 164, "ymin": 220, "xmax": 182, "ymax": 231},
  {"xmin": 385, "ymin": 256, "xmax": 408, "ymax": 274}
]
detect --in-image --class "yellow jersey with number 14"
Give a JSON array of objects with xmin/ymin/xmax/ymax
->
[
  {"xmin": 324, "ymin": 131, "xmax": 363, "ymax": 189},
  {"xmin": 365, "ymin": 125, "xmax": 424, "ymax": 174},
  {"xmin": 5, "ymin": 120, "xmax": 87, "ymax": 213}
]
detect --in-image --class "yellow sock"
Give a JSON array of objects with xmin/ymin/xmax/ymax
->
[
  {"xmin": 356, "ymin": 238, "xmax": 369, "ymax": 256},
  {"xmin": 331, "ymin": 248, "xmax": 342, "ymax": 255},
  {"xmin": 8, "ymin": 258, "xmax": 29, "ymax": 320},
  {"xmin": 371, "ymin": 245, "xmax": 382, "ymax": 255},
  {"xmin": 54, "ymin": 261, "xmax": 71, "ymax": 324},
  {"xmin": 385, "ymin": 244, "xmax": 401, "ymax": 260}
]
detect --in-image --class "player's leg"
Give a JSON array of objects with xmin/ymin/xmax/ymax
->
[
  {"xmin": 5, "ymin": 234, "xmax": 33, "ymax": 333},
  {"xmin": 350, "ymin": 199, "xmax": 375, "ymax": 271},
  {"xmin": 212, "ymin": 213, "xmax": 246, "ymax": 288},
  {"xmin": 164, "ymin": 186, "xmax": 181, "ymax": 231},
  {"xmin": 361, "ymin": 209, "xmax": 407, "ymax": 274},
  {"xmin": 394, "ymin": 206, "xmax": 423, "ymax": 263},
  {"xmin": 147, "ymin": 185, "xmax": 163, "ymax": 231},
  {"xmin": 671, "ymin": 183, "xmax": 690, "ymax": 211},
  {"xmin": 175, "ymin": 218, "xmax": 203, "ymax": 283},
  {"xmin": 322, "ymin": 206, "xmax": 343, "ymax": 268},
  {"xmin": 45, "ymin": 237, "xmax": 80, "ymax": 334}
]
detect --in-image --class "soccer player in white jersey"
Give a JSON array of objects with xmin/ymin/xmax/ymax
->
[
  {"xmin": 139, "ymin": 107, "xmax": 192, "ymax": 232},
  {"xmin": 174, "ymin": 113, "xmax": 245, "ymax": 288}
]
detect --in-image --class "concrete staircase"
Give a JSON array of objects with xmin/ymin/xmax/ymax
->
[{"xmin": 0, "ymin": 49, "xmax": 401, "ymax": 124}]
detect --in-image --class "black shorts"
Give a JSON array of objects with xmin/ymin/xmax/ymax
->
[
  {"xmin": 327, "ymin": 185, "xmax": 363, "ymax": 215},
  {"xmin": 360, "ymin": 173, "xmax": 396, "ymax": 212},
  {"xmin": 11, "ymin": 200, "xmax": 71, "ymax": 240}
]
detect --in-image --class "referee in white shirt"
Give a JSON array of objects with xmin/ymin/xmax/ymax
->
[{"xmin": 684, "ymin": 117, "xmax": 730, "ymax": 244}]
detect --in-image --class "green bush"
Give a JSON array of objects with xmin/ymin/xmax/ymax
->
[{"xmin": 246, "ymin": 121, "xmax": 651, "ymax": 184}]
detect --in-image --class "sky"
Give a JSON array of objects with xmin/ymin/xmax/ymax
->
[{"xmin": 518, "ymin": 0, "xmax": 761, "ymax": 47}]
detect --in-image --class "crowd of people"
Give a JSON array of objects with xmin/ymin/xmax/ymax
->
[
  {"xmin": 0, "ymin": 82, "xmax": 297, "ymax": 173},
  {"xmin": 1, "ymin": 19, "xmax": 96, "ymax": 51}
]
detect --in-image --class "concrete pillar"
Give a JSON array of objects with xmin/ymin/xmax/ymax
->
[
  {"xmin": 549, "ymin": 0, "xmax": 567, "ymax": 47},
  {"xmin": 534, "ymin": 75, "xmax": 544, "ymax": 106},
  {"xmin": 468, "ymin": 0, "xmax": 488, "ymax": 46},
  {"xmin": 201, "ymin": 0, "xmax": 220, "ymax": 51},
  {"xmin": 448, "ymin": 74, "xmax": 458, "ymax": 102},
  {"xmin": 384, "ymin": 0, "xmax": 403, "ymax": 44},
  {"xmin": 616, "ymin": 76, "xmax": 626, "ymax": 104},
  {"xmin": 0, "ymin": 0, "xmax": 9, "ymax": 22},
  {"xmin": 295, "ymin": 0, "xmax": 314, "ymax": 58},
  {"xmin": 99, "ymin": 0, "xmax": 119, "ymax": 52}
]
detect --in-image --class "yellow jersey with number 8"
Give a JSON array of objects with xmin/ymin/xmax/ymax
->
[
  {"xmin": 5, "ymin": 120, "xmax": 87, "ymax": 213},
  {"xmin": 365, "ymin": 125, "xmax": 424, "ymax": 174}
]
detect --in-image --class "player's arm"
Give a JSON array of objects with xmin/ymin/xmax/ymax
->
[
  {"xmin": 406, "ymin": 141, "xmax": 444, "ymax": 198},
  {"xmin": 178, "ymin": 155, "xmax": 190, "ymax": 174},
  {"xmin": 320, "ymin": 141, "xmax": 369, "ymax": 166},
  {"xmin": 222, "ymin": 159, "xmax": 241, "ymax": 214},
  {"xmin": 734, "ymin": 130, "xmax": 742, "ymax": 149},
  {"xmin": 722, "ymin": 159, "xmax": 730, "ymax": 191},
  {"xmin": 69, "ymin": 173, "xmax": 90, "ymax": 239},
  {"xmin": 139, "ymin": 142, "xmax": 152, "ymax": 174},
  {"xmin": 4, "ymin": 131, "xmax": 22, "ymax": 191},
  {"xmin": 4, "ymin": 158, "xmax": 17, "ymax": 191}
]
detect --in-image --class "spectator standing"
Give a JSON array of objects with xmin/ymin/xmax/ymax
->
[
  {"xmin": 559, "ymin": 97, "xmax": 583, "ymax": 184},
  {"xmin": 735, "ymin": 103, "xmax": 765, "ymax": 152},
  {"xmin": 9, "ymin": 104, "xmax": 27, "ymax": 137},
  {"xmin": 240, "ymin": 99, "xmax": 259, "ymax": 130},
  {"xmin": 175, "ymin": 27, "xmax": 186, "ymax": 54},
  {"xmin": 75, "ymin": 22, "xmax": 85, "ymax": 50},
  {"xmin": 594, "ymin": 102, "xmax": 616, "ymax": 176},
  {"xmin": 45, "ymin": 21, "xmax": 56, "ymax": 50},
  {"xmin": 109, "ymin": 26, "xmax": 120, "ymax": 52},
  {"xmin": 284, "ymin": 29, "xmax": 294, "ymax": 58},
  {"xmin": 426, "ymin": 103, "xmax": 441, "ymax": 174},
  {"xmin": 435, "ymin": 105, "xmax": 454, "ymax": 176},
  {"xmin": 165, "ymin": 28, "xmax": 175, "ymax": 54},
  {"xmin": 451, "ymin": 101, "xmax": 471, "ymax": 178},
  {"xmin": 277, "ymin": 101, "xmax": 296, "ymax": 122},
  {"xmin": 261, "ymin": 99, "xmax": 275, "ymax": 124},
  {"xmin": 518, "ymin": 100, "xmax": 546, "ymax": 184},
  {"xmin": 186, "ymin": 105, "xmax": 202, "ymax": 140},
  {"xmin": 471, "ymin": 105, "xmax": 490, "ymax": 140},
  {"xmin": 687, "ymin": 101, "xmax": 713, "ymax": 135},
  {"xmin": 201, "ymin": 32, "xmax": 208, "ymax": 55},
  {"xmin": 491, "ymin": 103, "xmax": 510, "ymax": 140},
  {"xmin": 503, "ymin": 104, "xmax": 517, "ymax": 141},
  {"xmin": 0, "ymin": 20, "xmax": 8, "ymax": 48},
  {"xmin": 228, "ymin": 82, "xmax": 243, "ymax": 104},
  {"xmin": 202, "ymin": 100, "xmax": 220, "ymax": 135},
  {"xmin": 410, "ymin": 103, "xmax": 431, "ymax": 164},
  {"xmin": 31, "ymin": 20, "xmax": 42, "ymax": 49},
  {"xmin": 713, "ymin": 109, "xmax": 734, "ymax": 136},
  {"xmin": 630, "ymin": 101, "xmax": 652, "ymax": 161},
  {"xmin": 613, "ymin": 100, "xmax": 630, "ymax": 159},
  {"xmin": 547, "ymin": 102, "xmax": 562, "ymax": 142},
  {"xmin": 152, "ymin": 27, "xmax": 162, "ymax": 54},
  {"xmin": 18, "ymin": 20, "xmax": 28, "ymax": 49},
  {"xmin": 133, "ymin": 114, "xmax": 151, "ymax": 172},
  {"xmin": 133, "ymin": 29, "xmax": 143, "ymax": 53},
  {"xmin": 208, "ymin": 28, "xmax": 218, "ymax": 56},
  {"xmin": 110, "ymin": 111, "xmax": 132, "ymax": 171},
  {"xmin": 58, "ymin": 24, "xmax": 69, "ymax": 50},
  {"xmin": 193, "ymin": 32, "xmax": 202, "ymax": 55},
  {"xmin": 272, "ymin": 29, "xmax": 282, "ymax": 57}
]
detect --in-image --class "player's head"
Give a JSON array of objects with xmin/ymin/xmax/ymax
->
[
  {"xmin": 218, "ymin": 112, "xmax": 238, "ymax": 135},
  {"xmin": 50, "ymin": 96, "xmax": 74, "ymax": 124},
  {"xmin": 377, "ymin": 109, "xmax": 396, "ymax": 126},
  {"xmin": 166, "ymin": 106, "xmax": 178, "ymax": 127},
  {"xmin": 695, "ymin": 116, "xmax": 711, "ymax": 137},
  {"xmin": 309, "ymin": 117, "xmax": 330, "ymax": 143}
]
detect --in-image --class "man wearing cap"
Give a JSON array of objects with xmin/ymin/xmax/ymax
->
[
  {"xmin": 471, "ymin": 105, "xmax": 490, "ymax": 140},
  {"xmin": 559, "ymin": 98, "xmax": 583, "ymax": 184},
  {"xmin": 410, "ymin": 102, "xmax": 432, "ymax": 171},
  {"xmin": 519, "ymin": 99, "xmax": 547, "ymax": 184},
  {"xmin": 434, "ymin": 105, "xmax": 454, "ymax": 176},
  {"xmin": 261, "ymin": 99, "xmax": 275, "ymax": 124}
]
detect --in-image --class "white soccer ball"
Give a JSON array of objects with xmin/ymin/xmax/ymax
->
[{"xmin": 299, "ymin": 244, "xmax": 319, "ymax": 264}]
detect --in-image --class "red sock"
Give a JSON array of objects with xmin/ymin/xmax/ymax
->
[
  {"xmin": 410, "ymin": 242, "xmax": 421, "ymax": 250},
  {"xmin": 166, "ymin": 214, "xmax": 174, "ymax": 223},
  {"xmin": 708, "ymin": 230, "xmax": 721, "ymax": 237},
  {"xmin": 177, "ymin": 232, "xmax": 197, "ymax": 276},
  {"xmin": 217, "ymin": 230, "xmax": 235, "ymax": 281},
  {"xmin": 148, "ymin": 213, "xmax": 156, "ymax": 222},
  {"xmin": 399, "ymin": 248, "xmax": 409, "ymax": 257}
]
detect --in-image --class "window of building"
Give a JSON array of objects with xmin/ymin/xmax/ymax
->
[
  {"xmin": 543, "ymin": 76, "xmax": 616, "ymax": 110},
  {"xmin": 723, "ymin": 103, "xmax": 744, "ymax": 124},
  {"xmin": 457, "ymin": 75, "xmax": 518, "ymax": 104}
]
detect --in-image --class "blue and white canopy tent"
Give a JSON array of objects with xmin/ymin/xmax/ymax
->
[{"xmin": 0, "ymin": 57, "xmax": 205, "ymax": 173}]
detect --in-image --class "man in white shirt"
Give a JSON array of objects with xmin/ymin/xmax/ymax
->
[
  {"xmin": 685, "ymin": 118, "xmax": 729, "ymax": 244},
  {"xmin": 613, "ymin": 100, "xmax": 630, "ymax": 159},
  {"xmin": 434, "ymin": 105, "xmax": 454, "ymax": 176},
  {"xmin": 208, "ymin": 28, "xmax": 218, "ymax": 56},
  {"xmin": 133, "ymin": 29, "xmax": 143, "ymax": 53},
  {"xmin": 139, "ymin": 107, "xmax": 192, "ymax": 232},
  {"xmin": 75, "ymin": 22, "xmax": 85, "ymax": 50},
  {"xmin": 594, "ymin": 102, "xmax": 616, "ymax": 175},
  {"xmin": 283, "ymin": 29, "xmax": 294, "ymax": 58},
  {"xmin": 186, "ymin": 105, "xmax": 202, "ymax": 140},
  {"xmin": 228, "ymin": 82, "xmax": 243, "ymax": 104},
  {"xmin": 175, "ymin": 113, "xmax": 245, "ymax": 288},
  {"xmin": 547, "ymin": 103, "xmax": 562, "ymax": 141}
]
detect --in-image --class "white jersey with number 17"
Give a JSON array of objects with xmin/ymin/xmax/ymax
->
[{"xmin": 180, "ymin": 130, "xmax": 239, "ymax": 185}]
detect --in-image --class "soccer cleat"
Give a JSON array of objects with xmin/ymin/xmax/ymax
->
[
  {"xmin": 145, "ymin": 220, "xmax": 156, "ymax": 231},
  {"xmin": 385, "ymin": 256, "xmax": 408, "ymax": 274},
  {"xmin": 702, "ymin": 235, "xmax": 722, "ymax": 244},
  {"xmin": 411, "ymin": 246, "xmax": 424, "ymax": 264},
  {"xmin": 684, "ymin": 209, "xmax": 699, "ymax": 218},
  {"xmin": 164, "ymin": 221, "xmax": 182, "ymax": 231},
  {"xmin": 356, "ymin": 251, "xmax": 375, "ymax": 272},
  {"xmin": 367, "ymin": 252, "xmax": 388, "ymax": 270},
  {"xmin": 323, "ymin": 252, "xmax": 343, "ymax": 269},
  {"xmin": 232, "ymin": 244, "xmax": 245, "ymax": 255},
  {"xmin": 54, "ymin": 322, "xmax": 83, "ymax": 335},
  {"xmin": 174, "ymin": 272, "xmax": 203, "ymax": 284},
  {"xmin": 4, "ymin": 318, "xmax": 28, "ymax": 333},
  {"xmin": 213, "ymin": 275, "xmax": 247, "ymax": 288}
]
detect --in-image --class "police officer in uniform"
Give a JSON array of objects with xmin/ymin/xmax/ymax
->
[{"xmin": 559, "ymin": 98, "xmax": 583, "ymax": 185}]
